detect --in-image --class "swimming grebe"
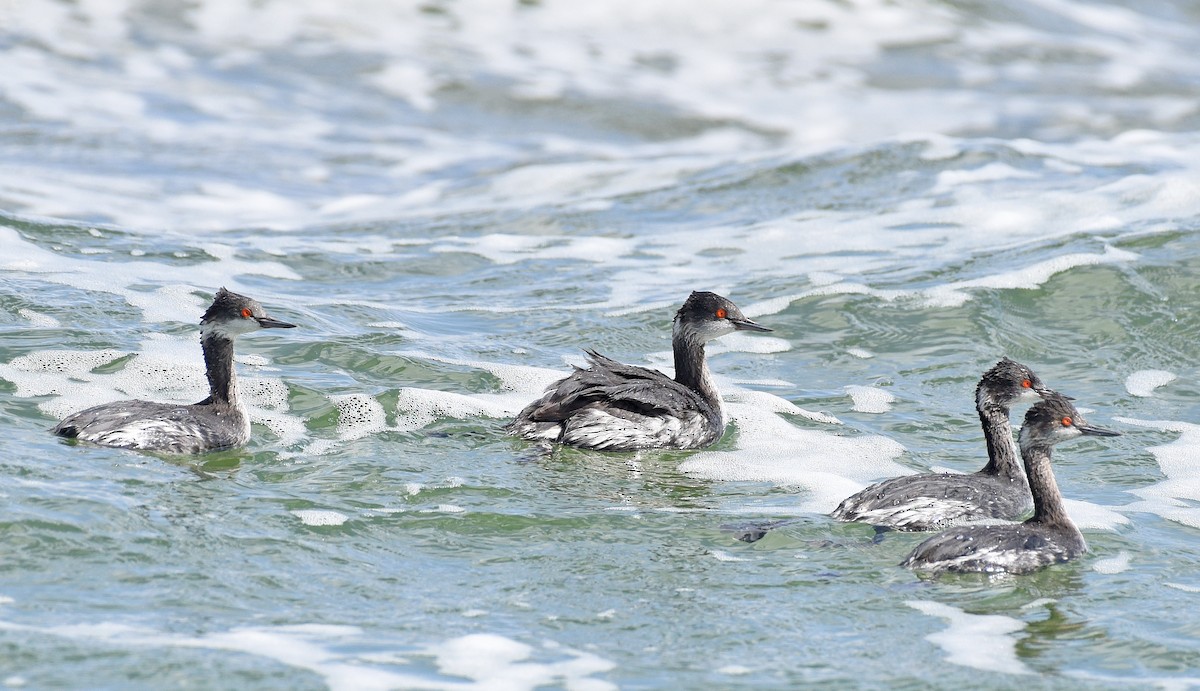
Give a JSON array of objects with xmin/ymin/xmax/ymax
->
[
  {"xmin": 902, "ymin": 391, "xmax": 1119, "ymax": 576},
  {"xmin": 53, "ymin": 288, "xmax": 296, "ymax": 454},
  {"xmin": 506, "ymin": 291, "xmax": 771, "ymax": 450},
  {"xmin": 832, "ymin": 358, "xmax": 1051, "ymax": 531}
]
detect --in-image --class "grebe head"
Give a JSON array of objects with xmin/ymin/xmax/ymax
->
[
  {"xmin": 978, "ymin": 357, "xmax": 1052, "ymax": 409},
  {"xmin": 1019, "ymin": 391, "xmax": 1120, "ymax": 451},
  {"xmin": 200, "ymin": 287, "xmax": 296, "ymax": 339},
  {"xmin": 673, "ymin": 291, "xmax": 770, "ymax": 342}
]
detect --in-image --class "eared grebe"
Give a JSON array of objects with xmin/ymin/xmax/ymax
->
[
  {"xmin": 506, "ymin": 291, "xmax": 771, "ymax": 450},
  {"xmin": 53, "ymin": 288, "xmax": 296, "ymax": 454},
  {"xmin": 832, "ymin": 358, "xmax": 1050, "ymax": 531},
  {"xmin": 902, "ymin": 392, "xmax": 1119, "ymax": 576}
]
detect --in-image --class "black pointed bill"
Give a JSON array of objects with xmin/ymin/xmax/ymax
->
[
  {"xmin": 256, "ymin": 316, "xmax": 297, "ymax": 329},
  {"xmin": 730, "ymin": 318, "xmax": 771, "ymax": 333},
  {"xmin": 1078, "ymin": 423, "xmax": 1120, "ymax": 437}
]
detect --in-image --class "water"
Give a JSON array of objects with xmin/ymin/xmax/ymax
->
[{"xmin": 2, "ymin": 0, "xmax": 1200, "ymax": 687}]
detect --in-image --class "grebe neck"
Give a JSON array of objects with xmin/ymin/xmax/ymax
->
[
  {"xmin": 1022, "ymin": 442, "xmax": 1071, "ymax": 525},
  {"xmin": 672, "ymin": 323, "xmax": 719, "ymax": 413},
  {"xmin": 977, "ymin": 402, "xmax": 1024, "ymax": 481},
  {"xmin": 200, "ymin": 331, "xmax": 239, "ymax": 407}
]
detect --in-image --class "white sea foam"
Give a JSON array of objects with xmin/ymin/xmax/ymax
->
[
  {"xmin": 1166, "ymin": 583, "xmax": 1200, "ymax": 594},
  {"xmin": 1066, "ymin": 670, "xmax": 1200, "ymax": 691},
  {"xmin": 920, "ymin": 246, "xmax": 1138, "ymax": 308},
  {"xmin": 1092, "ymin": 551, "xmax": 1131, "ymax": 575},
  {"xmin": 0, "ymin": 228, "xmax": 298, "ymax": 317},
  {"xmin": 1110, "ymin": 418, "xmax": 1200, "ymax": 529},
  {"xmin": 933, "ymin": 162, "xmax": 1040, "ymax": 192},
  {"xmin": 0, "ymin": 618, "xmax": 615, "ymax": 691},
  {"xmin": 717, "ymin": 665, "xmax": 752, "ymax": 676},
  {"xmin": 17, "ymin": 308, "xmax": 59, "ymax": 327},
  {"xmin": 722, "ymin": 389, "xmax": 840, "ymax": 425},
  {"xmin": 394, "ymin": 388, "xmax": 513, "ymax": 432},
  {"xmin": 1062, "ymin": 499, "xmax": 1129, "ymax": 532},
  {"xmin": 679, "ymin": 401, "xmax": 907, "ymax": 512},
  {"xmin": 331, "ymin": 394, "xmax": 388, "ymax": 441},
  {"xmin": 420, "ymin": 505, "xmax": 466, "ymax": 514},
  {"xmin": 1124, "ymin": 370, "xmax": 1176, "ymax": 397},
  {"xmin": 844, "ymin": 385, "xmax": 895, "ymax": 414},
  {"xmin": 2, "ymin": 0, "xmax": 1200, "ymax": 254},
  {"xmin": 706, "ymin": 333, "xmax": 792, "ymax": 356},
  {"xmin": 907, "ymin": 601, "xmax": 1030, "ymax": 676},
  {"xmin": 291, "ymin": 510, "xmax": 349, "ymax": 527}
]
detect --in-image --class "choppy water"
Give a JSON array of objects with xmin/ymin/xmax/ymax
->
[{"xmin": 3, "ymin": 0, "xmax": 1200, "ymax": 688}]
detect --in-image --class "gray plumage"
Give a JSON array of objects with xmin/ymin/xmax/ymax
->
[
  {"xmin": 506, "ymin": 291, "xmax": 771, "ymax": 451},
  {"xmin": 53, "ymin": 288, "xmax": 296, "ymax": 454},
  {"xmin": 832, "ymin": 358, "xmax": 1050, "ymax": 531},
  {"xmin": 902, "ymin": 391, "xmax": 1120, "ymax": 576}
]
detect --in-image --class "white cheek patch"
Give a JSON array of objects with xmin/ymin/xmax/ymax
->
[{"xmin": 201, "ymin": 319, "xmax": 258, "ymax": 339}]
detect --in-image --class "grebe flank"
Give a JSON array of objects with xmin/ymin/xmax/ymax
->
[{"xmin": 506, "ymin": 291, "xmax": 771, "ymax": 451}]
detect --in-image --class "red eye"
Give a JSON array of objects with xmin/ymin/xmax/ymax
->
[
  {"xmin": 1062, "ymin": 416, "xmax": 1073, "ymax": 427},
  {"xmin": 241, "ymin": 308, "xmax": 252, "ymax": 318},
  {"xmin": 1021, "ymin": 379, "xmax": 1031, "ymax": 388},
  {"xmin": 716, "ymin": 308, "xmax": 727, "ymax": 319}
]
